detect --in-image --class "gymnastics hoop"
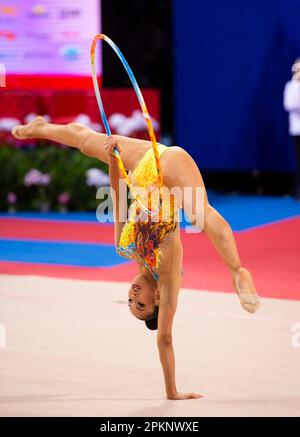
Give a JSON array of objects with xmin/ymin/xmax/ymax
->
[{"xmin": 90, "ymin": 34, "xmax": 163, "ymax": 215}]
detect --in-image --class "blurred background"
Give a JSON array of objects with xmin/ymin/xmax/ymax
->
[{"xmin": 1, "ymin": 0, "xmax": 300, "ymax": 212}]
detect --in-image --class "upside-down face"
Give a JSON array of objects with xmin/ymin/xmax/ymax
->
[{"xmin": 127, "ymin": 275, "xmax": 157, "ymax": 320}]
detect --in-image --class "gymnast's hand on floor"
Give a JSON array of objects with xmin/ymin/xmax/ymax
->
[
  {"xmin": 104, "ymin": 135, "xmax": 122, "ymax": 157},
  {"xmin": 167, "ymin": 392, "xmax": 203, "ymax": 401}
]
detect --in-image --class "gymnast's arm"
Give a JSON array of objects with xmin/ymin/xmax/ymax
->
[
  {"xmin": 105, "ymin": 136, "xmax": 127, "ymax": 245},
  {"xmin": 157, "ymin": 273, "xmax": 201, "ymax": 400}
]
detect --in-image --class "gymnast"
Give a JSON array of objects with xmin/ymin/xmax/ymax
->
[{"xmin": 12, "ymin": 117, "xmax": 261, "ymax": 400}]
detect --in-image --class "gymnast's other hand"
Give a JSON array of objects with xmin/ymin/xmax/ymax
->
[
  {"xmin": 104, "ymin": 135, "xmax": 122, "ymax": 158},
  {"xmin": 167, "ymin": 392, "xmax": 203, "ymax": 401}
]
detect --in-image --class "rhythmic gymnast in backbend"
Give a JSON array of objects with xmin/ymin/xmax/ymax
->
[{"xmin": 12, "ymin": 117, "xmax": 260, "ymax": 400}]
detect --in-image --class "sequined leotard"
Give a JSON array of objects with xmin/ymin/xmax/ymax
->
[{"xmin": 116, "ymin": 144, "xmax": 179, "ymax": 280}]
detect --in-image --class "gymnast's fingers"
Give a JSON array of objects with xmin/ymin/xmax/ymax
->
[
  {"xmin": 105, "ymin": 140, "xmax": 122, "ymax": 157},
  {"xmin": 112, "ymin": 142, "xmax": 122, "ymax": 155},
  {"xmin": 104, "ymin": 136, "xmax": 111, "ymax": 149},
  {"xmin": 104, "ymin": 135, "xmax": 120, "ymax": 149},
  {"xmin": 104, "ymin": 135, "xmax": 116, "ymax": 145},
  {"xmin": 105, "ymin": 142, "xmax": 116, "ymax": 157}
]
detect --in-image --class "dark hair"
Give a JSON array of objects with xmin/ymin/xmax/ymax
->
[{"xmin": 145, "ymin": 305, "xmax": 159, "ymax": 330}]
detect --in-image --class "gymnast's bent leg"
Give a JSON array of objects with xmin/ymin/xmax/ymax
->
[
  {"xmin": 204, "ymin": 205, "xmax": 260, "ymax": 312},
  {"xmin": 162, "ymin": 146, "xmax": 261, "ymax": 313}
]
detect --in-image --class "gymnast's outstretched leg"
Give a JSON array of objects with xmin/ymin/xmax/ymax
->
[{"xmin": 12, "ymin": 116, "xmax": 150, "ymax": 171}]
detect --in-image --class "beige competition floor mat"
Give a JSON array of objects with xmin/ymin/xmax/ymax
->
[{"xmin": 0, "ymin": 275, "xmax": 300, "ymax": 417}]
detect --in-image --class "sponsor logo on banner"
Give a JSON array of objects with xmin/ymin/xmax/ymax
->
[
  {"xmin": 0, "ymin": 5, "xmax": 18, "ymax": 16},
  {"xmin": 58, "ymin": 9, "xmax": 81, "ymax": 19},
  {"xmin": 61, "ymin": 31, "xmax": 80, "ymax": 41},
  {"xmin": 0, "ymin": 31, "xmax": 16, "ymax": 40},
  {"xmin": 0, "ymin": 0, "xmax": 100, "ymax": 80},
  {"xmin": 60, "ymin": 45, "xmax": 81, "ymax": 61},
  {"xmin": 29, "ymin": 4, "xmax": 49, "ymax": 18}
]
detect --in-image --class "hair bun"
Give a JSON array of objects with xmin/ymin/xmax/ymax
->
[
  {"xmin": 145, "ymin": 305, "xmax": 159, "ymax": 330},
  {"xmin": 145, "ymin": 317, "xmax": 158, "ymax": 330}
]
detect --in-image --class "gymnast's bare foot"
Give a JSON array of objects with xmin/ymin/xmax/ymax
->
[
  {"xmin": 167, "ymin": 392, "xmax": 203, "ymax": 400},
  {"xmin": 11, "ymin": 116, "xmax": 47, "ymax": 140},
  {"xmin": 232, "ymin": 267, "xmax": 261, "ymax": 314}
]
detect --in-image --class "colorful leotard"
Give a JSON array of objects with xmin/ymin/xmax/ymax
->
[{"xmin": 116, "ymin": 144, "xmax": 178, "ymax": 280}]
